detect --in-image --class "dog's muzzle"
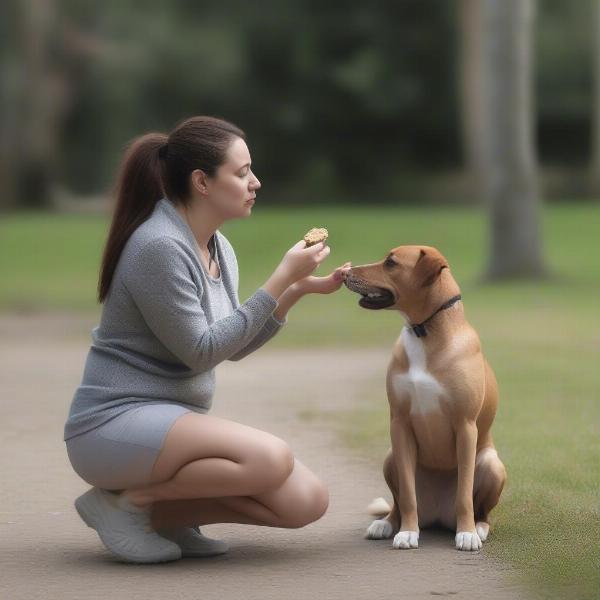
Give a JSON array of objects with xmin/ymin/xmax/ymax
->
[{"xmin": 344, "ymin": 275, "xmax": 396, "ymax": 310}]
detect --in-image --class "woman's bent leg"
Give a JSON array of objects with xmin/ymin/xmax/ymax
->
[
  {"xmin": 150, "ymin": 457, "xmax": 329, "ymax": 530},
  {"xmin": 121, "ymin": 412, "xmax": 328, "ymax": 529},
  {"xmin": 124, "ymin": 412, "xmax": 295, "ymax": 506}
]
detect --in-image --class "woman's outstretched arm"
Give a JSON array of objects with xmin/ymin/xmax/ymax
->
[
  {"xmin": 227, "ymin": 262, "xmax": 351, "ymax": 361},
  {"xmin": 273, "ymin": 261, "xmax": 352, "ymax": 321}
]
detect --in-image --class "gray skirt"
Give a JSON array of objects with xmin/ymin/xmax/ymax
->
[{"xmin": 65, "ymin": 403, "xmax": 191, "ymax": 491}]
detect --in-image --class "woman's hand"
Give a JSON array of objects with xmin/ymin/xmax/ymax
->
[
  {"xmin": 294, "ymin": 262, "xmax": 352, "ymax": 295},
  {"xmin": 271, "ymin": 261, "xmax": 352, "ymax": 321},
  {"xmin": 262, "ymin": 240, "xmax": 331, "ymax": 298},
  {"xmin": 281, "ymin": 240, "xmax": 331, "ymax": 283}
]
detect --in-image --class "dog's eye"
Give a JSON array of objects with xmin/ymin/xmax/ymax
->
[{"xmin": 384, "ymin": 257, "xmax": 397, "ymax": 268}]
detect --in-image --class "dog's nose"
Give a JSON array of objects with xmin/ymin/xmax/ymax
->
[{"xmin": 343, "ymin": 272, "xmax": 354, "ymax": 287}]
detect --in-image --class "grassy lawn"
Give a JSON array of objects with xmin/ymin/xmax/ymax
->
[{"xmin": 1, "ymin": 201, "xmax": 599, "ymax": 597}]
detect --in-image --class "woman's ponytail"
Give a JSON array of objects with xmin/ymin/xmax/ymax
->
[{"xmin": 98, "ymin": 133, "xmax": 167, "ymax": 303}]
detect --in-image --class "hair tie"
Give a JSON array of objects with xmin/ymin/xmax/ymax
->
[{"xmin": 158, "ymin": 143, "xmax": 169, "ymax": 160}]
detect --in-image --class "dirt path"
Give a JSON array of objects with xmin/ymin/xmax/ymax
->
[{"xmin": 0, "ymin": 314, "xmax": 525, "ymax": 599}]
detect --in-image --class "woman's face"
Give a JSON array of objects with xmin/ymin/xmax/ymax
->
[{"xmin": 196, "ymin": 136, "xmax": 261, "ymax": 220}]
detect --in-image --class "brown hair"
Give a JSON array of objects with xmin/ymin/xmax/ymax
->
[{"xmin": 97, "ymin": 116, "xmax": 245, "ymax": 303}]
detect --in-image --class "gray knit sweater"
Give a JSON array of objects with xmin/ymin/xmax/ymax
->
[{"xmin": 63, "ymin": 198, "xmax": 285, "ymax": 441}]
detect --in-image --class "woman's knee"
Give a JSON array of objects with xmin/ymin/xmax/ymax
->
[{"xmin": 283, "ymin": 478, "xmax": 330, "ymax": 528}]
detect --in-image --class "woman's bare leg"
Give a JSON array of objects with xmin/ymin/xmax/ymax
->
[
  {"xmin": 119, "ymin": 413, "xmax": 328, "ymax": 529},
  {"xmin": 124, "ymin": 413, "xmax": 295, "ymax": 504},
  {"xmin": 150, "ymin": 458, "xmax": 329, "ymax": 530}
]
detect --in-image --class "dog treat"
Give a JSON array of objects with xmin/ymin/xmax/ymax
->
[{"xmin": 303, "ymin": 227, "xmax": 328, "ymax": 247}]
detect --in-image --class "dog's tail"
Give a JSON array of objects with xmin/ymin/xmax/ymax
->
[{"xmin": 366, "ymin": 496, "xmax": 392, "ymax": 517}]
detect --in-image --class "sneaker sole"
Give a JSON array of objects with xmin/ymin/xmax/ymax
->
[
  {"xmin": 75, "ymin": 489, "xmax": 181, "ymax": 564},
  {"xmin": 181, "ymin": 541, "xmax": 229, "ymax": 558}
]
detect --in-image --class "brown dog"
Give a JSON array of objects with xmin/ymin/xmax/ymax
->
[{"xmin": 344, "ymin": 245, "xmax": 506, "ymax": 551}]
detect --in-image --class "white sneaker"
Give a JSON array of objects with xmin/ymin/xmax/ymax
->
[
  {"xmin": 157, "ymin": 526, "xmax": 229, "ymax": 558},
  {"xmin": 74, "ymin": 487, "xmax": 182, "ymax": 563}
]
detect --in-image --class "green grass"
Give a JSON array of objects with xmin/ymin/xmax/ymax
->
[
  {"xmin": 2, "ymin": 203, "xmax": 599, "ymax": 338},
  {"xmin": 1, "ymin": 202, "xmax": 599, "ymax": 596},
  {"xmin": 0, "ymin": 213, "xmax": 109, "ymax": 311}
]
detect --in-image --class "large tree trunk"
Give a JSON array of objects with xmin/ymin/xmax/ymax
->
[
  {"xmin": 589, "ymin": 0, "xmax": 600, "ymax": 196},
  {"xmin": 480, "ymin": 0, "xmax": 546, "ymax": 279},
  {"xmin": 0, "ymin": 0, "xmax": 66, "ymax": 210},
  {"xmin": 17, "ymin": 0, "xmax": 61, "ymax": 209},
  {"xmin": 1, "ymin": 3, "xmax": 116, "ymax": 211}
]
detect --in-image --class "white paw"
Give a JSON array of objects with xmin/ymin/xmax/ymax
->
[
  {"xmin": 475, "ymin": 522, "xmax": 489, "ymax": 542},
  {"xmin": 455, "ymin": 531, "xmax": 482, "ymax": 551},
  {"xmin": 392, "ymin": 530, "xmax": 419, "ymax": 549},
  {"xmin": 365, "ymin": 519, "xmax": 393, "ymax": 539}
]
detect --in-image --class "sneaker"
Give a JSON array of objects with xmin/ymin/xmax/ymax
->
[
  {"xmin": 74, "ymin": 487, "xmax": 182, "ymax": 563},
  {"xmin": 157, "ymin": 526, "xmax": 229, "ymax": 558}
]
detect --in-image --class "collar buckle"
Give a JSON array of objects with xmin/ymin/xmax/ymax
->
[{"xmin": 410, "ymin": 294, "xmax": 462, "ymax": 338}]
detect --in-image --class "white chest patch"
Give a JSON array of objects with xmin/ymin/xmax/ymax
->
[{"xmin": 392, "ymin": 328, "xmax": 446, "ymax": 415}]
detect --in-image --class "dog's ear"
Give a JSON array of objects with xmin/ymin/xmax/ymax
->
[{"xmin": 415, "ymin": 249, "xmax": 448, "ymax": 287}]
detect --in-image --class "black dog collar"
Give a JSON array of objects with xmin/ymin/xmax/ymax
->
[{"xmin": 411, "ymin": 295, "xmax": 462, "ymax": 338}]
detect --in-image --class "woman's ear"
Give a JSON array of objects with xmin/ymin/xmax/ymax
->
[{"xmin": 191, "ymin": 169, "xmax": 209, "ymax": 195}]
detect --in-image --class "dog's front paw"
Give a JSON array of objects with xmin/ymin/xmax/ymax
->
[
  {"xmin": 365, "ymin": 519, "xmax": 394, "ymax": 539},
  {"xmin": 392, "ymin": 530, "xmax": 419, "ymax": 549},
  {"xmin": 455, "ymin": 531, "xmax": 482, "ymax": 551}
]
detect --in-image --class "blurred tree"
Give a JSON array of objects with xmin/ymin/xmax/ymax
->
[
  {"xmin": 0, "ymin": 0, "xmax": 108, "ymax": 210},
  {"xmin": 480, "ymin": 0, "xmax": 547, "ymax": 279},
  {"xmin": 1, "ymin": 0, "xmax": 66, "ymax": 209},
  {"xmin": 536, "ymin": 0, "xmax": 593, "ymax": 166},
  {"xmin": 1, "ymin": 1, "xmax": 597, "ymax": 209},
  {"xmin": 458, "ymin": 0, "xmax": 484, "ymax": 186},
  {"xmin": 590, "ymin": 0, "xmax": 600, "ymax": 195},
  {"xmin": 58, "ymin": 0, "xmax": 460, "ymax": 203},
  {"xmin": 0, "ymin": 1, "xmax": 19, "ymax": 208}
]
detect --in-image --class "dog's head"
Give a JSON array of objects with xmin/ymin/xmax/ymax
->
[{"xmin": 344, "ymin": 245, "xmax": 458, "ymax": 320}]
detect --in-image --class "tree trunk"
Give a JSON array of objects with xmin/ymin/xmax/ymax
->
[
  {"xmin": 20, "ymin": 0, "xmax": 60, "ymax": 209},
  {"xmin": 589, "ymin": 0, "xmax": 600, "ymax": 196},
  {"xmin": 1, "ymin": 0, "xmax": 64, "ymax": 210},
  {"xmin": 480, "ymin": 0, "xmax": 546, "ymax": 279}
]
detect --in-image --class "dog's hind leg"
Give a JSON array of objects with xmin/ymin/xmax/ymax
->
[
  {"xmin": 473, "ymin": 447, "xmax": 506, "ymax": 542},
  {"xmin": 365, "ymin": 503, "xmax": 398, "ymax": 539},
  {"xmin": 365, "ymin": 449, "xmax": 399, "ymax": 539}
]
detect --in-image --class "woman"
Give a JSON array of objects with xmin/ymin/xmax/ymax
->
[{"xmin": 64, "ymin": 115, "xmax": 351, "ymax": 564}]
